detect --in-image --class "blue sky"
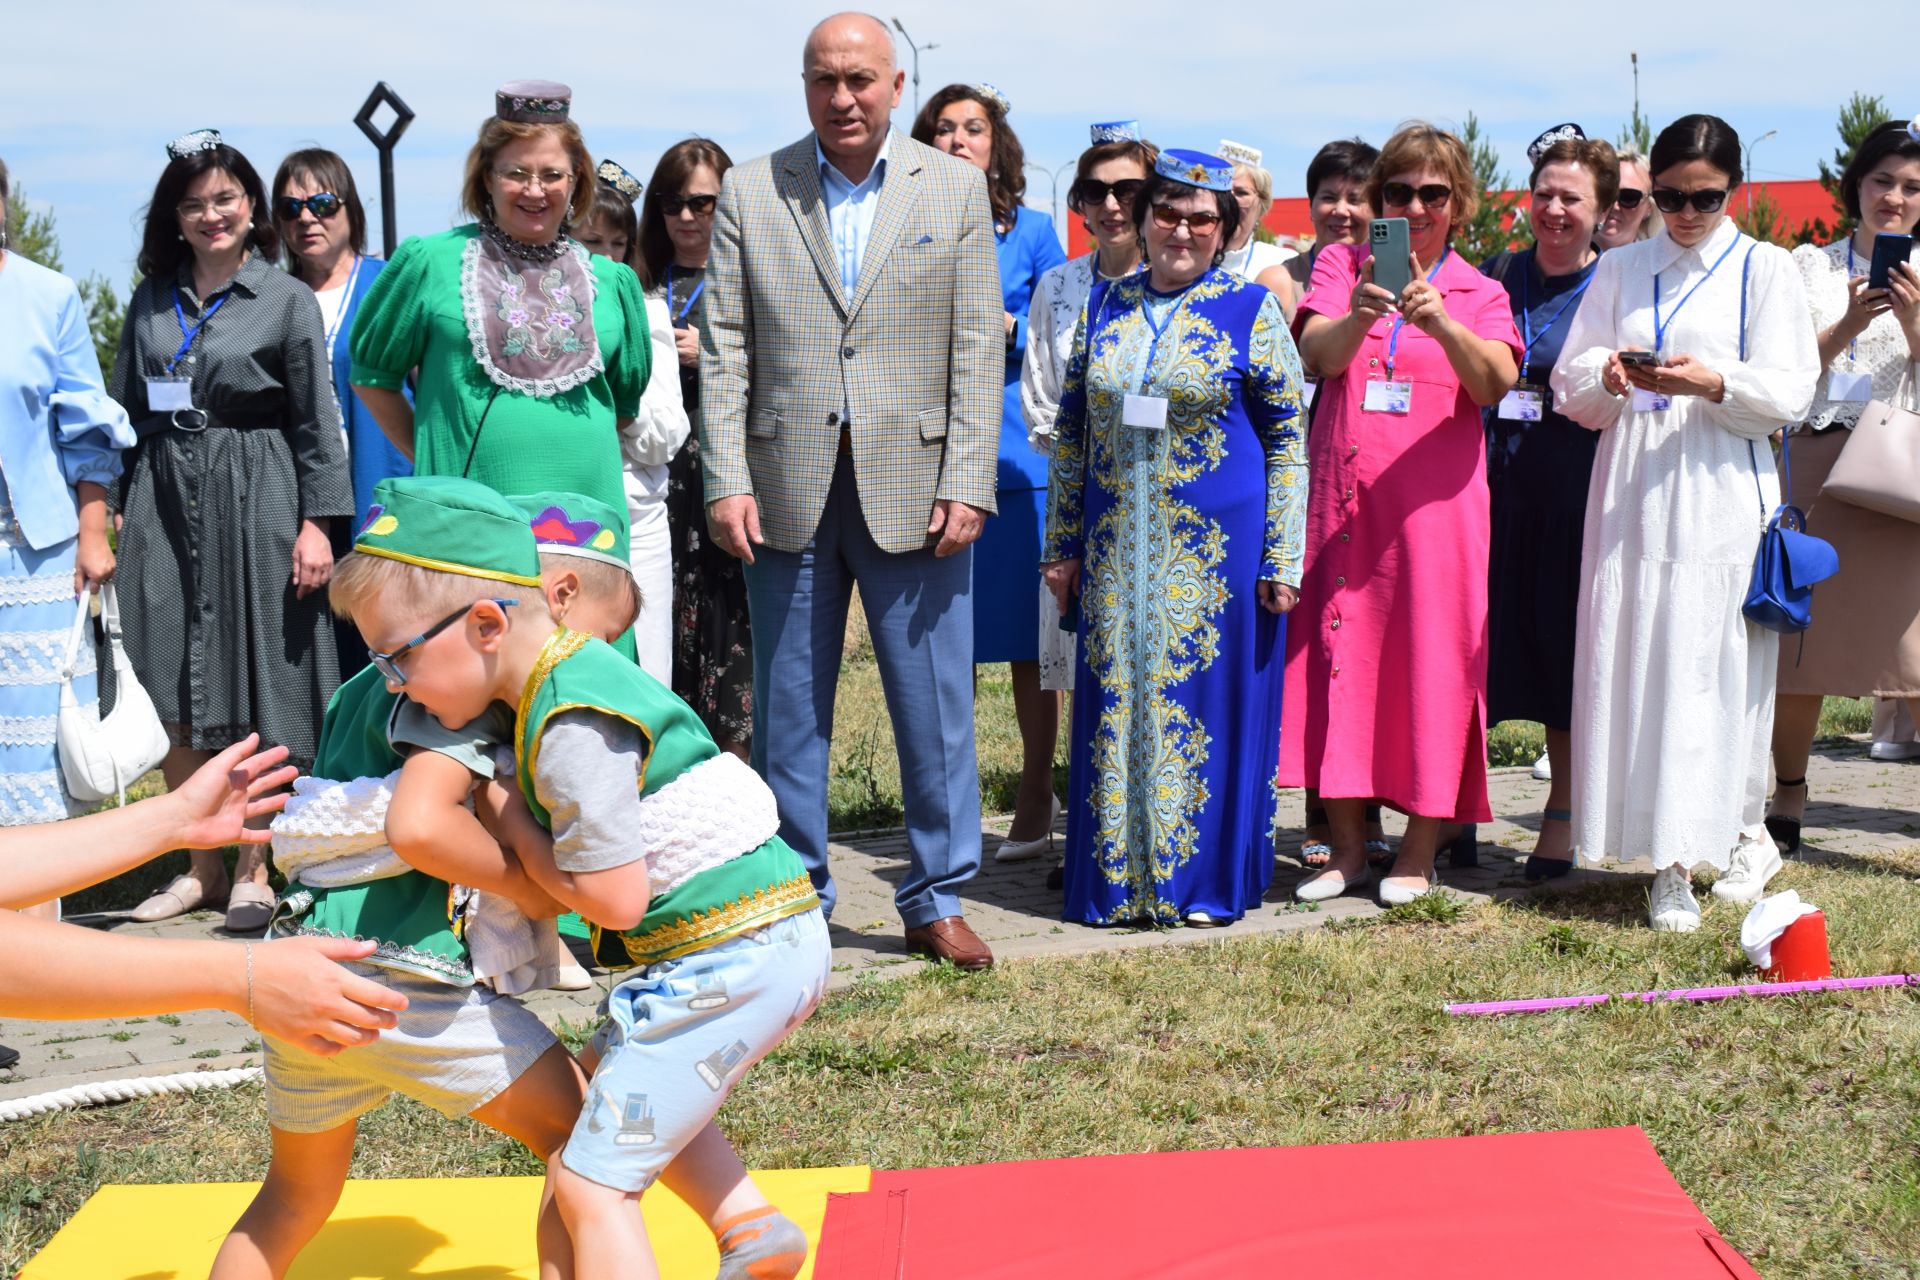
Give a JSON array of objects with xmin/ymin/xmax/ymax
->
[{"xmin": 5, "ymin": 0, "xmax": 1913, "ymax": 290}]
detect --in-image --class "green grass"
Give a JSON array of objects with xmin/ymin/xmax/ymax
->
[{"xmin": 6, "ymin": 846, "xmax": 1918, "ymax": 1276}]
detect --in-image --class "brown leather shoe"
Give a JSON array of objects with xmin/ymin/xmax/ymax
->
[{"xmin": 903, "ymin": 915, "xmax": 994, "ymax": 970}]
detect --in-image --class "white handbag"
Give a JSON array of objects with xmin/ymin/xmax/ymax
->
[{"xmin": 57, "ymin": 583, "xmax": 170, "ymax": 805}]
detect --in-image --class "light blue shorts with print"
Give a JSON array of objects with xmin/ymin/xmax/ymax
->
[{"xmin": 565, "ymin": 907, "xmax": 831, "ymax": 1192}]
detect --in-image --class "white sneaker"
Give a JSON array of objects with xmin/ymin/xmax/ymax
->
[
  {"xmin": 1531, "ymin": 750, "xmax": 1552, "ymax": 782},
  {"xmin": 1649, "ymin": 865, "xmax": 1701, "ymax": 932},
  {"xmin": 1868, "ymin": 740, "xmax": 1920, "ymax": 762},
  {"xmin": 1710, "ymin": 836, "xmax": 1783, "ymax": 903}
]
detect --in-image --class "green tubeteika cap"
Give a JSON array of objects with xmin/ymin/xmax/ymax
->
[
  {"xmin": 354, "ymin": 476, "xmax": 544, "ymax": 587},
  {"xmin": 509, "ymin": 491, "xmax": 631, "ymax": 572}
]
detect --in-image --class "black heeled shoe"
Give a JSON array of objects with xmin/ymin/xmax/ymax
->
[
  {"xmin": 0, "ymin": 1043, "xmax": 18, "ymax": 1071},
  {"xmin": 1764, "ymin": 776, "xmax": 1805, "ymax": 856},
  {"xmin": 1444, "ymin": 823, "xmax": 1479, "ymax": 868},
  {"xmin": 1524, "ymin": 808, "xmax": 1575, "ymax": 881}
]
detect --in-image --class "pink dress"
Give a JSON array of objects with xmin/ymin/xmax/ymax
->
[{"xmin": 1277, "ymin": 242, "xmax": 1522, "ymax": 821}]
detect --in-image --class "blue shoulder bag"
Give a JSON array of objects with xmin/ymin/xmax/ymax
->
[{"xmin": 1736, "ymin": 242, "xmax": 1838, "ymax": 634}]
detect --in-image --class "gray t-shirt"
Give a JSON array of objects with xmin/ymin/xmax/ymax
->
[
  {"xmin": 388, "ymin": 699, "xmax": 517, "ymax": 778},
  {"xmin": 531, "ymin": 709, "xmax": 647, "ymax": 874}
]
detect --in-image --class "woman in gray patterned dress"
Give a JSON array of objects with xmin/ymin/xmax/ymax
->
[{"xmin": 109, "ymin": 131, "xmax": 352, "ymax": 930}]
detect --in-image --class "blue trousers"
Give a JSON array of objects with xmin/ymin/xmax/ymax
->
[{"xmin": 744, "ymin": 455, "xmax": 982, "ymax": 926}]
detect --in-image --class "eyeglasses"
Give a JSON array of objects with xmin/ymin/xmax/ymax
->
[
  {"xmin": 1612, "ymin": 187, "xmax": 1647, "ymax": 210},
  {"xmin": 1650, "ymin": 186, "xmax": 1729, "ymax": 214},
  {"xmin": 1071, "ymin": 178, "xmax": 1145, "ymax": 209},
  {"xmin": 1381, "ymin": 182, "xmax": 1453, "ymax": 210},
  {"xmin": 367, "ymin": 599, "xmax": 517, "ymax": 686},
  {"xmin": 177, "ymin": 191, "xmax": 246, "ymax": 220},
  {"xmin": 494, "ymin": 167, "xmax": 573, "ymax": 192},
  {"xmin": 275, "ymin": 193, "xmax": 343, "ymax": 222},
  {"xmin": 1149, "ymin": 204, "xmax": 1223, "ymax": 234},
  {"xmin": 661, "ymin": 193, "xmax": 718, "ymax": 216}
]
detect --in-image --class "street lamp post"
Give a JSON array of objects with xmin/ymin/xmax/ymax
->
[
  {"xmin": 1744, "ymin": 129, "xmax": 1778, "ymax": 216},
  {"xmin": 891, "ymin": 18, "xmax": 938, "ymax": 117},
  {"xmin": 1024, "ymin": 159, "xmax": 1080, "ymax": 246}
]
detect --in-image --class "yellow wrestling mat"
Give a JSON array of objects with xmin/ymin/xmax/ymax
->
[{"xmin": 23, "ymin": 1166, "xmax": 870, "ymax": 1279}]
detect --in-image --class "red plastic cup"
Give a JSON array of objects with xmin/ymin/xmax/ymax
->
[{"xmin": 1763, "ymin": 910, "xmax": 1831, "ymax": 982}]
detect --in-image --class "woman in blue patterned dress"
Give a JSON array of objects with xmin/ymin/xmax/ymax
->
[{"xmin": 1042, "ymin": 150, "xmax": 1308, "ymax": 926}]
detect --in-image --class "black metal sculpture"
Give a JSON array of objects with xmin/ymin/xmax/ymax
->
[{"xmin": 354, "ymin": 83, "xmax": 416, "ymax": 260}]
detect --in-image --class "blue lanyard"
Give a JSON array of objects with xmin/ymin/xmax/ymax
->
[
  {"xmin": 1137, "ymin": 281, "xmax": 1200, "ymax": 390},
  {"xmin": 167, "ymin": 288, "xmax": 228, "ymax": 374},
  {"xmin": 1518, "ymin": 254, "xmax": 1596, "ymax": 382},
  {"xmin": 322, "ymin": 255, "xmax": 363, "ymax": 364},
  {"xmin": 1844, "ymin": 240, "xmax": 1860, "ymax": 367},
  {"xmin": 1384, "ymin": 248, "xmax": 1450, "ymax": 380},
  {"xmin": 665, "ymin": 264, "xmax": 705, "ymax": 328},
  {"xmin": 1653, "ymin": 234, "xmax": 1741, "ymax": 355}
]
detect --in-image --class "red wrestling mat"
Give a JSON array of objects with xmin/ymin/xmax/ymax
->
[{"xmin": 812, "ymin": 1127, "xmax": 1759, "ymax": 1279}]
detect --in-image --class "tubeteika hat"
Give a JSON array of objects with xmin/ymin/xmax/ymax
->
[
  {"xmin": 355, "ymin": 477, "xmax": 544, "ymax": 587},
  {"xmin": 1090, "ymin": 120, "xmax": 1141, "ymax": 144},
  {"xmin": 1908, "ymin": 115, "xmax": 1920, "ymax": 143},
  {"xmin": 972, "ymin": 83, "xmax": 1011, "ymax": 115},
  {"xmin": 495, "ymin": 81, "xmax": 572, "ymax": 124},
  {"xmin": 1527, "ymin": 122, "xmax": 1586, "ymax": 164},
  {"xmin": 1216, "ymin": 139, "xmax": 1262, "ymax": 169},
  {"xmin": 166, "ymin": 129, "xmax": 222, "ymax": 161},
  {"xmin": 1155, "ymin": 148, "xmax": 1234, "ymax": 193},
  {"xmin": 509, "ymin": 491, "xmax": 631, "ymax": 572},
  {"xmin": 596, "ymin": 159, "xmax": 643, "ymax": 204}
]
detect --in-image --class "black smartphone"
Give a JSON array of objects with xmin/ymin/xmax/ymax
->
[
  {"xmin": 1617, "ymin": 350, "xmax": 1659, "ymax": 368},
  {"xmin": 1058, "ymin": 588, "xmax": 1081, "ymax": 634},
  {"xmin": 1369, "ymin": 218, "xmax": 1412, "ymax": 297},
  {"xmin": 1869, "ymin": 233, "xmax": 1913, "ymax": 290}
]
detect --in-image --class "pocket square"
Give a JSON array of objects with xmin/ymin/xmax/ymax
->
[{"xmin": 913, "ymin": 233, "xmax": 935, "ymax": 245}]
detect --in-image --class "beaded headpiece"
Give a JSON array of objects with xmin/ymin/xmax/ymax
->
[
  {"xmin": 971, "ymin": 83, "xmax": 1011, "ymax": 115},
  {"xmin": 1090, "ymin": 120, "xmax": 1142, "ymax": 144},
  {"xmin": 1527, "ymin": 122, "xmax": 1586, "ymax": 164},
  {"xmin": 166, "ymin": 129, "xmax": 223, "ymax": 161},
  {"xmin": 1154, "ymin": 148, "xmax": 1234, "ymax": 193},
  {"xmin": 1908, "ymin": 115, "xmax": 1920, "ymax": 143},
  {"xmin": 495, "ymin": 80, "xmax": 573, "ymax": 124},
  {"xmin": 1216, "ymin": 139, "xmax": 1262, "ymax": 169},
  {"xmin": 596, "ymin": 160, "xmax": 643, "ymax": 204}
]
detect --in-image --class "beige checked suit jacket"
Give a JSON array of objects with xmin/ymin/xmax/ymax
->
[{"xmin": 699, "ymin": 128, "xmax": 1003, "ymax": 555}]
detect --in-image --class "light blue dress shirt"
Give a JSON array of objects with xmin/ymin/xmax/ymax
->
[
  {"xmin": 816, "ymin": 130, "xmax": 893, "ymax": 300},
  {"xmin": 0, "ymin": 253, "xmax": 133, "ymax": 549}
]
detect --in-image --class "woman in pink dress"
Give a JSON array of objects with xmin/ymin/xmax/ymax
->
[{"xmin": 1282, "ymin": 123, "xmax": 1523, "ymax": 905}]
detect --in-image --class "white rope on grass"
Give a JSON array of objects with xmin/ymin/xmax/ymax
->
[{"xmin": 0, "ymin": 1065, "xmax": 260, "ymax": 1122}]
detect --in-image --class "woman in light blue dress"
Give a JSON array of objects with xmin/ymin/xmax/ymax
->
[
  {"xmin": 0, "ymin": 157, "xmax": 135, "ymax": 901},
  {"xmin": 912, "ymin": 83, "xmax": 1067, "ymax": 860}
]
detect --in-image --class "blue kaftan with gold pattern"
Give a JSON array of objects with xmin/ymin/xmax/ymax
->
[{"xmin": 1044, "ymin": 269, "xmax": 1307, "ymax": 925}]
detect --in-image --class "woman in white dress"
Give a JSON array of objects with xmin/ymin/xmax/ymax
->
[{"xmin": 1550, "ymin": 114, "xmax": 1817, "ymax": 932}]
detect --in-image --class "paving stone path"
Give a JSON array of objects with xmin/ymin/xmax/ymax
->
[{"xmin": 5, "ymin": 740, "xmax": 1915, "ymax": 1106}]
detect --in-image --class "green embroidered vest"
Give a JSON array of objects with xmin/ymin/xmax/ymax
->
[
  {"xmin": 269, "ymin": 665, "xmax": 475, "ymax": 985},
  {"xmin": 514, "ymin": 629, "xmax": 817, "ymax": 968}
]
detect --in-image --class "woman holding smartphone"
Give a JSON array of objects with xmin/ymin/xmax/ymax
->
[
  {"xmin": 1283, "ymin": 122, "xmax": 1521, "ymax": 906},
  {"xmin": 1765, "ymin": 120, "xmax": 1920, "ymax": 855},
  {"xmin": 1550, "ymin": 114, "xmax": 1818, "ymax": 931}
]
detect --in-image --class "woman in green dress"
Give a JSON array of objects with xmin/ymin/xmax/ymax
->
[{"xmin": 349, "ymin": 81, "xmax": 649, "ymax": 528}]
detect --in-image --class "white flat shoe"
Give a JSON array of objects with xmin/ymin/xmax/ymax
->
[
  {"xmin": 553, "ymin": 960, "xmax": 595, "ymax": 991},
  {"xmin": 1295, "ymin": 864, "xmax": 1372, "ymax": 902},
  {"xmin": 1184, "ymin": 910, "xmax": 1224, "ymax": 927},
  {"xmin": 995, "ymin": 794, "xmax": 1061, "ymax": 863},
  {"xmin": 1377, "ymin": 871, "xmax": 1440, "ymax": 906},
  {"xmin": 1649, "ymin": 864, "xmax": 1701, "ymax": 932},
  {"xmin": 1531, "ymin": 750, "xmax": 1552, "ymax": 782}
]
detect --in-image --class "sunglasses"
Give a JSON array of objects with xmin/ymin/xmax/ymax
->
[
  {"xmin": 1612, "ymin": 187, "xmax": 1647, "ymax": 210},
  {"xmin": 1381, "ymin": 182, "xmax": 1453, "ymax": 210},
  {"xmin": 367, "ymin": 599, "xmax": 517, "ymax": 686},
  {"xmin": 662, "ymin": 193, "xmax": 718, "ymax": 216},
  {"xmin": 1650, "ymin": 187, "xmax": 1729, "ymax": 214},
  {"xmin": 1072, "ymin": 178, "xmax": 1145, "ymax": 209},
  {"xmin": 275, "ymin": 193, "xmax": 343, "ymax": 222},
  {"xmin": 1149, "ymin": 204, "xmax": 1222, "ymax": 233}
]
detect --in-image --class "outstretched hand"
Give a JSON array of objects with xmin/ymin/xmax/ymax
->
[
  {"xmin": 165, "ymin": 734, "xmax": 298, "ymax": 850},
  {"xmin": 250, "ymin": 936, "xmax": 410, "ymax": 1055}
]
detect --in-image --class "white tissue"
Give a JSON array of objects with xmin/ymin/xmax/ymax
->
[{"xmin": 1740, "ymin": 890, "xmax": 1821, "ymax": 970}]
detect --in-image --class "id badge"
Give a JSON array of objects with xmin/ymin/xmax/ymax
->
[
  {"xmin": 1828, "ymin": 369, "xmax": 1873, "ymax": 402},
  {"xmin": 1122, "ymin": 393, "xmax": 1169, "ymax": 431},
  {"xmin": 1362, "ymin": 380, "xmax": 1412, "ymax": 415},
  {"xmin": 147, "ymin": 377, "xmax": 194, "ymax": 412},
  {"xmin": 1631, "ymin": 387, "xmax": 1672, "ymax": 413},
  {"xmin": 1497, "ymin": 387, "xmax": 1545, "ymax": 421},
  {"xmin": 1303, "ymin": 380, "xmax": 1319, "ymax": 408}
]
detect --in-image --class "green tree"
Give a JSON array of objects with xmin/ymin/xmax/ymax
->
[
  {"xmin": 1616, "ymin": 105, "xmax": 1653, "ymax": 157},
  {"xmin": 3, "ymin": 183, "xmax": 128, "ymax": 376},
  {"xmin": 1454, "ymin": 111, "xmax": 1522, "ymax": 264},
  {"xmin": 1813, "ymin": 92, "xmax": 1892, "ymax": 238},
  {"xmin": 1735, "ymin": 187, "xmax": 1791, "ymax": 246}
]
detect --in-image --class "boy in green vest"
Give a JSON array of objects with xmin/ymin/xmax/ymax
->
[{"xmin": 328, "ymin": 477, "xmax": 829, "ymax": 1280}]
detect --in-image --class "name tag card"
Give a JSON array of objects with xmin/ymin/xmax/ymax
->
[
  {"xmin": 1631, "ymin": 387, "xmax": 1672, "ymax": 413},
  {"xmin": 1828, "ymin": 370, "xmax": 1873, "ymax": 402},
  {"xmin": 1497, "ymin": 388, "xmax": 1544, "ymax": 421},
  {"xmin": 1303, "ymin": 381, "xmax": 1319, "ymax": 408},
  {"xmin": 147, "ymin": 377, "xmax": 194, "ymax": 412},
  {"xmin": 1362, "ymin": 380, "xmax": 1412, "ymax": 415},
  {"xmin": 1123, "ymin": 394, "xmax": 1169, "ymax": 431}
]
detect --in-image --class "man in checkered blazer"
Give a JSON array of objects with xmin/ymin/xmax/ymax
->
[{"xmin": 700, "ymin": 11, "xmax": 1003, "ymax": 969}]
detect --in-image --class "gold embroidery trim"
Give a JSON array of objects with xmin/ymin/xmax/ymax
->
[{"xmin": 619, "ymin": 874, "xmax": 820, "ymax": 966}]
